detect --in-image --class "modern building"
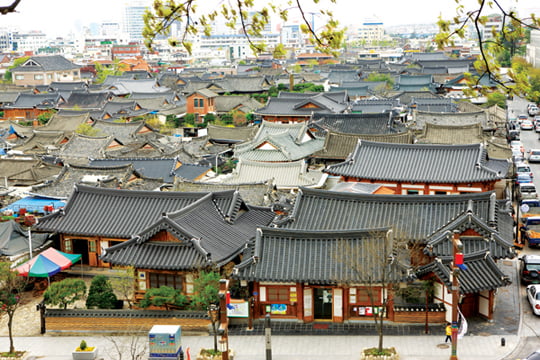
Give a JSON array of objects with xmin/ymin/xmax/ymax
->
[
  {"xmin": 123, "ymin": 0, "xmax": 151, "ymax": 42},
  {"xmin": 527, "ymin": 29, "xmax": 540, "ymax": 68},
  {"xmin": 357, "ymin": 17, "xmax": 385, "ymax": 45}
]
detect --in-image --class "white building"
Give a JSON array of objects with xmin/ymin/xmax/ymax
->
[
  {"xmin": 527, "ymin": 29, "xmax": 540, "ymax": 68},
  {"xmin": 124, "ymin": 0, "xmax": 151, "ymax": 42},
  {"xmin": 12, "ymin": 31, "xmax": 48, "ymax": 52},
  {"xmin": 357, "ymin": 17, "xmax": 385, "ymax": 45}
]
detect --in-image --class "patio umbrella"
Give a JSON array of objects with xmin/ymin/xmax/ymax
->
[{"xmin": 16, "ymin": 247, "xmax": 81, "ymax": 277}]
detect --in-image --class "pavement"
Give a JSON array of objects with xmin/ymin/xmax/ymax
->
[{"xmin": 0, "ymin": 258, "xmax": 523, "ymax": 360}]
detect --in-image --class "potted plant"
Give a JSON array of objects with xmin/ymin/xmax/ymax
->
[{"xmin": 72, "ymin": 340, "xmax": 98, "ymax": 360}]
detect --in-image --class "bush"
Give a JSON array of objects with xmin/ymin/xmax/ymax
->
[
  {"xmin": 86, "ymin": 275, "xmax": 118, "ymax": 309},
  {"xmin": 138, "ymin": 286, "xmax": 187, "ymax": 310},
  {"xmin": 43, "ymin": 278, "xmax": 86, "ymax": 309}
]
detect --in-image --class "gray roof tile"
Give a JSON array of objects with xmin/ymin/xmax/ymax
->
[{"xmin": 324, "ymin": 141, "xmax": 508, "ymax": 183}]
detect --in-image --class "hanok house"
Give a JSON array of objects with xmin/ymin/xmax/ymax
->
[
  {"xmin": 324, "ymin": 141, "xmax": 510, "ymax": 196},
  {"xmin": 100, "ymin": 192, "xmax": 275, "ymax": 299},
  {"xmin": 254, "ymin": 91, "xmax": 348, "ymax": 123},
  {"xmin": 34, "ymin": 185, "xmax": 274, "ymax": 271},
  {"xmin": 231, "ymin": 188, "xmax": 515, "ymax": 323},
  {"xmin": 233, "ymin": 227, "xmax": 413, "ymax": 323}
]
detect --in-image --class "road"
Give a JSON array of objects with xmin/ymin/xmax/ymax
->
[{"xmin": 503, "ymin": 97, "xmax": 540, "ymax": 360}]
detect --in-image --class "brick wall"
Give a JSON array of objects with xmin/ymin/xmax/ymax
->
[{"xmin": 45, "ymin": 309, "xmax": 211, "ymax": 335}]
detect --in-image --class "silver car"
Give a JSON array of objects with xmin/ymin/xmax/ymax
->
[
  {"xmin": 530, "ymin": 149, "xmax": 540, "ymax": 163},
  {"xmin": 527, "ymin": 284, "xmax": 540, "ymax": 316}
]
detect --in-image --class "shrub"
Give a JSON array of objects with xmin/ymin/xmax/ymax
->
[{"xmin": 85, "ymin": 275, "xmax": 118, "ymax": 309}]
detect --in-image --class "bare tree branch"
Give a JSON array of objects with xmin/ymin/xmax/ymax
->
[{"xmin": 0, "ymin": 0, "xmax": 21, "ymax": 15}]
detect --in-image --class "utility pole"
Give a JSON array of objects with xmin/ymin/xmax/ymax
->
[{"xmin": 450, "ymin": 230, "xmax": 463, "ymax": 360}]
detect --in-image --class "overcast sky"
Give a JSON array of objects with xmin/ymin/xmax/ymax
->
[{"xmin": 0, "ymin": 0, "xmax": 538, "ymax": 37}]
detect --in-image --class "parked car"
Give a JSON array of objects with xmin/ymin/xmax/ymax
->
[
  {"xmin": 519, "ymin": 114, "xmax": 529, "ymax": 123},
  {"xmin": 534, "ymin": 115, "xmax": 540, "ymax": 123},
  {"xmin": 520, "ymin": 254, "xmax": 540, "ymax": 284},
  {"xmin": 513, "ymin": 149, "xmax": 526, "ymax": 163},
  {"xmin": 518, "ymin": 182, "xmax": 538, "ymax": 201},
  {"xmin": 521, "ymin": 216, "xmax": 540, "ymax": 247},
  {"xmin": 525, "ymin": 349, "xmax": 540, "ymax": 360},
  {"xmin": 510, "ymin": 140, "xmax": 525, "ymax": 153},
  {"xmin": 530, "ymin": 106, "xmax": 540, "ymax": 116},
  {"xmin": 527, "ymin": 285, "xmax": 540, "ymax": 316},
  {"xmin": 522, "ymin": 120, "xmax": 534, "ymax": 130},
  {"xmin": 535, "ymin": 122, "xmax": 540, "ymax": 133},
  {"xmin": 516, "ymin": 174, "xmax": 533, "ymax": 184},
  {"xmin": 516, "ymin": 162, "xmax": 534, "ymax": 178},
  {"xmin": 530, "ymin": 149, "xmax": 540, "ymax": 163},
  {"xmin": 507, "ymin": 129, "xmax": 520, "ymax": 141}
]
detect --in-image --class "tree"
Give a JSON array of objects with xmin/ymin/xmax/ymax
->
[
  {"xmin": 138, "ymin": 286, "xmax": 187, "ymax": 310},
  {"xmin": 86, "ymin": 275, "xmax": 118, "ymax": 309},
  {"xmin": 75, "ymin": 123, "xmax": 102, "ymax": 136},
  {"xmin": 335, "ymin": 229, "xmax": 413, "ymax": 356},
  {"xmin": 183, "ymin": 113, "xmax": 196, "ymax": 127},
  {"xmin": 143, "ymin": 0, "xmax": 345, "ymax": 56},
  {"xmin": 43, "ymin": 278, "xmax": 87, "ymax": 309},
  {"xmin": 37, "ymin": 110, "xmax": 56, "ymax": 125},
  {"xmin": 485, "ymin": 92, "xmax": 507, "ymax": 108},
  {"xmin": 435, "ymin": 0, "xmax": 540, "ymax": 96},
  {"xmin": 0, "ymin": 261, "xmax": 27, "ymax": 354},
  {"xmin": 94, "ymin": 60, "xmax": 123, "ymax": 84},
  {"xmin": 3, "ymin": 56, "xmax": 29, "ymax": 83},
  {"xmin": 190, "ymin": 271, "xmax": 220, "ymax": 352},
  {"xmin": 109, "ymin": 266, "xmax": 136, "ymax": 309}
]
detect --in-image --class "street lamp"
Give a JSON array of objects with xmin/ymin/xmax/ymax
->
[{"xmin": 208, "ymin": 304, "xmax": 219, "ymax": 352}]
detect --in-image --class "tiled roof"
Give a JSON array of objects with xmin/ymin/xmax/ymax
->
[
  {"xmin": 58, "ymin": 92, "xmax": 111, "ymax": 110},
  {"xmin": 387, "ymin": 90, "xmax": 441, "ymax": 104},
  {"xmin": 89, "ymin": 158, "xmax": 178, "ymax": 183},
  {"xmin": 35, "ymin": 184, "xmax": 242, "ymax": 238},
  {"xmin": 234, "ymin": 121, "xmax": 324, "ymax": 162},
  {"xmin": 280, "ymin": 188, "xmax": 512, "ymax": 244},
  {"xmin": 39, "ymin": 112, "xmax": 91, "ymax": 135},
  {"xmin": 11, "ymin": 55, "xmax": 79, "ymax": 72},
  {"xmin": 214, "ymin": 95, "xmax": 263, "ymax": 113},
  {"xmin": 31, "ymin": 163, "xmax": 137, "ymax": 198},
  {"xmin": 311, "ymin": 112, "xmax": 404, "ymax": 134},
  {"xmin": 14, "ymin": 130, "xmax": 66, "ymax": 154},
  {"xmin": 313, "ymin": 131, "xmax": 414, "ymax": 160},
  {"xmin": 173, "ymin": 178, "xmax": 273, "ymax": 206},
  {"xmin": 7, "ymin": 161, "xmax": 62, "ymax": 186},
  {"xmin": 92, "ymin": 120, "xmax": 153, "ymax": 144},
  {"xmin": 234, "ymin": 227, "xmax": 410, "ymax": 283},
  {"xmin": 5, "ymin": 93, "xmax": 62, "ymax": 109},
  {"xmin": 415, "ymin": 122, "xmax": 484, "ymax": 144},
  {"xmin": 327, "ymin": 70, "xmax": 360, "ymax": 84},
  {"xmin": 57, "ymin": 134, "xmax": 114, "ymax": 160},
  {"xmin": 410, "ymin": 110, "xmax": 493, "ymax": 132},
  {"xmin": 107, "ymin": 79, "xmax": 170, "ymax": 96},
  {"xmin": 255, "ymin": 93, "xmax": 348, "ymax": 117},
  {"xmin": 207, "ymin": 125, "xmax": 258, "ymax": 144},
  {"xmin": 174, "ymin": 163, "xmax": 211, "ymax": 181},
  {"xmin": 222, "ymin": 159, "xmax": 324, "ymax": 189},
  {"xmin": 417, "ymin": 252, "xmax": 511, "ymax": 294},
  {"xmin": 425, "ymin": 215, "xmax": 514, "ymax": 259},
  {"xmin": 101, "ymin": 192, "xmax": 275, "ymax": 267},
  {"xmin": 324, "ymin": 141, "xmax": 508, "ymax": 183},
  {"xmin": 411, "ymin": 98, "xmax": 458, "ymax": 113}
]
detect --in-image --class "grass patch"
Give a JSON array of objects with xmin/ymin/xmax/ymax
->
[{"xmin": 0, "ymin": 351, "xmax": 25, "ymax": 358}]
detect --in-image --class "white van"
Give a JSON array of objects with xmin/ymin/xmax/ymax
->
[{"xmin": 519, "ymin": 183, "xmax": 538, "ymax": 201}]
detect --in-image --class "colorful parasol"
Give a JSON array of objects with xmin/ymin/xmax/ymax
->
[{"xmin": 16, "ymin": 247, "xmax": 81, "ymax": 277}]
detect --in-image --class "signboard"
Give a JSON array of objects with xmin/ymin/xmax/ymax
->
[
  {"xmin": 227, "ymin": 300, "xmax": 249, "ymax": 318},
  {"xmin": 270, "ymin": 304, "xmax": 287, "ymax": 315}
]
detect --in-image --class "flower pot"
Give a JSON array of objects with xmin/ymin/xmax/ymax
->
[
  {"xmin": 360, "ymin": 347, "xmax": 399, "ymax": 360},
  {"xmin": 196, "ymin": 348, "xmax": 234, "ymax": 360},
  {"xmin": 72, "ymin": 347, "xmax": 98, "ymax": 360}
]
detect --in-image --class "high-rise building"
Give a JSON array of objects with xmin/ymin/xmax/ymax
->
[
  {"xmin": 124, "ymin": 0, "xmax": 151, "ymax": 42},
  {"xmin": 357, "ymin": 17, "xmax": 385, "ymax": 45}
]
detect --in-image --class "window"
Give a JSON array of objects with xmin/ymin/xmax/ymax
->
[
  {"xmin": 194, "ymin": 98, "xmax": 204, "ymax": 108},
  {"xmin": 406, "ymin": 189, "xmax": 419, "ymax": 195},
  {"xmin": 47, "ymin": 74, "xmax": 52, "ymax": 79},
  {"xmin": 63, "ymin": 239, "xmax": 72, "ymax": 252},
  {"xmin": 354, "ymin": 287, "xmax": 381, "ymax": 304},
  {"xmin": 267, "ymin": 287, "xmax": 289, "ymax": 302},
  {"xmin": 148, "ymin": 272, "xmax": 183, "ymax": 290},
  {"xmin": 15, "ymin": 75, "xmax": 24, "ymax": 80},
  {"xmin": 34, "ymin": 74, "xmax": 43, "ymax": 80},
  {"xmin": 73, "ymin": 71, "xmax": 78, "ymax": 76}
]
